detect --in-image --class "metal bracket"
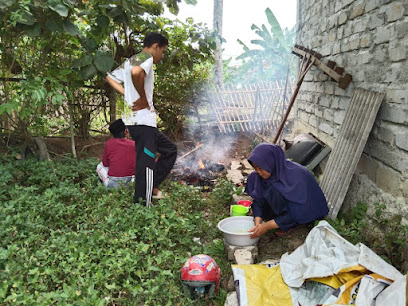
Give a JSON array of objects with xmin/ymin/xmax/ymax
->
[{"xmin": 292, "ymin": 45, "xmax": 352, "ymax": 89}]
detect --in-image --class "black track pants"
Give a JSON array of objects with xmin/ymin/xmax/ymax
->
[{"xmin": 127, "ymin": 125, "xmax": 177, "ymax": 206}]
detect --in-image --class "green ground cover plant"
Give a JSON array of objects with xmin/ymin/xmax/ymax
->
[
  {"xmin": 0, "ymin": 156, "xmax": 233, "ymax": 305},
  {"xmin": 327, "ymin": 202, "xmax": 408, "ymax": 273}
]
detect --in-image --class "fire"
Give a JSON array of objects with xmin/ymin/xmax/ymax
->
[{"xmin": 198, "ymin": 159, "xmax": 205, "ymax": 170}]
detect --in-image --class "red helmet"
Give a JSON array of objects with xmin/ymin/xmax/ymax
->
[{"xmin": 180, "ymin": 254, "xmax": 221, "ymax": 299}]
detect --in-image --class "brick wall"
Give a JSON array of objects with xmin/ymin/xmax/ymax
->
[{"xmin": 295, "ymin": 0, "xmax": 408, "ymax": 218}]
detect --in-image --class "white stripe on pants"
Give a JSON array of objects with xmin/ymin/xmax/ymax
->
[{"xmin": 146, "ymin": 167, "xmax": 153, "ymax": 207}]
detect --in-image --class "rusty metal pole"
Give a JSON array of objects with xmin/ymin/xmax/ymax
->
[
  {"xmin": 273, "ymin": 58, "xmax": 314, "ymax": 144},
  {"xmin": 272, "ymin": 84, "xmax": 300, "ymax": 144},
  {"xmin": 273, "ymin": 45, "xmax": 352, "ymax": 144}
]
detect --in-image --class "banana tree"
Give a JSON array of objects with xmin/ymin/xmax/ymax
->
[{"xmin": 230, "ymin": 8, "xmax": 296, "ymax": 84}]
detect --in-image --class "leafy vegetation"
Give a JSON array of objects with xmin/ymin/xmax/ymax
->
[
  {"xmin": 154, "ymin": 20, "xmax": 215, "ymax": 137},
  {"xmin": 0, "ymin": 0, "xmax": 216, "ymax": 145},
  {"xmin": 0, "ymin": 155, "xmax": 236, "ymax": 305},
  {"xmin": 226, "ymin": 8, "xmax": 296, "ymax": 84},
  {"xmin": 327, "ymin": 202, "xmax": 408, "ymax": 272}
]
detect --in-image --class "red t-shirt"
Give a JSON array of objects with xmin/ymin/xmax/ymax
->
[{"xmin": 102, "ymin": 138, "xmax": 136, "ymax": 177}]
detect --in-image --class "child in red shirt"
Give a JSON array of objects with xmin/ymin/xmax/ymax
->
[{"xmin": 96, "ymin": 119, "xmax": 136, "ymax": 188}]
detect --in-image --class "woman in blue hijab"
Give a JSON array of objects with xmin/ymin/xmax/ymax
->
[{"xmin": 246, "ymin": 143, "xmax": 328, "ymax": 238}]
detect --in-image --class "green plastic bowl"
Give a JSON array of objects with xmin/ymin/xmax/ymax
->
[{"xmin": 230, "ymin": 205, "xmax": 249, "ymax": 216}]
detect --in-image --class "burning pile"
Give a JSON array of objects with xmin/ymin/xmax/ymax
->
[{"xmin": 169, "ymin": 143, "xmax": 225, "ymax": 191}]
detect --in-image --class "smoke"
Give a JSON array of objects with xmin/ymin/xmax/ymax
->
[
  {"xmin": 174, "ymin": 86, "xmax": 241, "ymax": 169},
  {"xmin": 175, "ymin": 80, "xmax": 292, "ymax": 170},
  {"xmin": 175, "ymin": 128, "xmax": 239, "ymax": 170}
]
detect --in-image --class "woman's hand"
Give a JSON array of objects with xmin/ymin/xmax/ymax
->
[
  {"xmin": 249, "ymin": 223, "xmax": 268, "ymax": 239},
  {"xmin": 249, "ymin": 219, "xmax": 279, "ymax": 239}
]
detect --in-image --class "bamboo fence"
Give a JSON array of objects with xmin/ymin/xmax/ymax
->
[{"xmin": 209, "ymin": 82, "xmax": 293, "ymax": 139}]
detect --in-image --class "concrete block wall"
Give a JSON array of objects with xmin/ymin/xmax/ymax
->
[{"xmin": 295, "ymin": 0, "xmax": 408, "ymax": 217}]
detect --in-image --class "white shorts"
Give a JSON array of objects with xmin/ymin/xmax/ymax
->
[{"xmin": 96, "ymin": 162, "xmax": 134, "ymax": 188}]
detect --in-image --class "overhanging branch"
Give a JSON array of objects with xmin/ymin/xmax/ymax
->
[{"xmin": 0, "ymin": 77, "xmax": 100, "ymax": 89}]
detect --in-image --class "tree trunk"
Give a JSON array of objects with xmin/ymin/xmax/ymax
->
[
  {"xmin": 17, "ymin": 122, "xmax": 51, "ymax": 161},
  {"xmin": 33, "ymin": 137, "xmax": 51, "ymax": 161},
  {"xmin": 78, "ymin": 111, "xmax": 91, "ymax": 137},
  {"xmin": 213, "ymin": 0, "xmax": 224, "ymax": 87},
  {"xmin": 68, "ymin": 100, "xmax": 77, "ymax": 158},
  {"xmin": 17, "ymin": 120, "xmax": 38, "ymax": 159},
  {"xmin": 106, "ymin": 85, "xmax": 117, "ymax": 123}
]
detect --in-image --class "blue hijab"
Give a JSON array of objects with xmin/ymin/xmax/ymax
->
[{"xmin": 246, "ymin": 143, "xmax": 312, "ymax": 204}]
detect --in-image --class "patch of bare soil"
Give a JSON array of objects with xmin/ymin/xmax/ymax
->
[
  {"xmin": 256, "ymin": 225, "xmax": 313, "ymax": 262},
  {"xmin": 0, "ymin": 135, "xmax": 109, "ymax": 160},
  {"xmin": 44, "ymin": 136, "xmax": 109, "ymax": 160}
]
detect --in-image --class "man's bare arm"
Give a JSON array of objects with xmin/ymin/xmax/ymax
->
[
  {"xmin": 106, "ymin": 75, "xmax": 124, "ymax": 96},
  {"xmin": 131, "ymin": 66, "xmax": 150, "ymax": 111}
]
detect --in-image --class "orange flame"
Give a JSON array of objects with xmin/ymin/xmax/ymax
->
[{"xmin": 198, "ymin": 159, "xmax": 205, "ymax": 170}]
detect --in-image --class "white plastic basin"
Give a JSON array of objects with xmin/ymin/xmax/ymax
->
[{"xmin": 217, "ymin": 216, "xmax": 260, "ymax": 246}]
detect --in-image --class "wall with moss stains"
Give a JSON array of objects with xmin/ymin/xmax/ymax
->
[{"xmin": 294, "ymin": 0, "xmax": 408, "ymax": 219}]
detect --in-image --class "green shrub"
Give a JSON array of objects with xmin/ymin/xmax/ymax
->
[
  {"xmin": 0, "ymin": 157, "xmax": 233, "ymax": 305},
  {"xmin": 327, "ymin": 202, "xmax": 408, "ymax": 272}
]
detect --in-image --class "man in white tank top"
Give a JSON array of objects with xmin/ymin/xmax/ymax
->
[{"xmin": 106, "ymin": 32, "xmax": 177, "ymax": 207}]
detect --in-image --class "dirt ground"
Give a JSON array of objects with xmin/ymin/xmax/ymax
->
[
  {"xmin": 2, "ymin": 131, "xmax": 310, "ymax": 262},
  {"xmin": 33, "ymin": 128, "xmax": 253, "ymax": 161},
  {"xmin": 0, "ymin": 135, "xmax": 109, "ymax": 160},
  {"xmin": 48, "ymin": 136, "xmax": 108, "ymax": 159},
  {"xmin": 256, "ymin": 225, "xmax": 312, "ymax": 262}
]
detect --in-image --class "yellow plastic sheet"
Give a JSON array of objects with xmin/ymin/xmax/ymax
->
[
  {"xmin": 232, "ymin": 264, "xmax": 292, "ymax": 306},
  {"xmin": 232, "ymin": 264, "xmax": 394, "ymax": 306},
  {"xmin": 309, "ymin": 265, "xmax": 369, "ymax": 289},
  {"xmin": 323, "ymin": 272, "xmax": 392, "ymax": 305}
]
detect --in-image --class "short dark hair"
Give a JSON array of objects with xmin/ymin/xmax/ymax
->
[
  {"xmin": 143, "ymin": 32, "xmax": 168, "ymax": 48},
  {"xmin": 109, "ymin": 119, "xmax": 126, "ymax": 138}
]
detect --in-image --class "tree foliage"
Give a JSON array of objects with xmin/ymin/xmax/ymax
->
[
  {"xmin": 154, "ymin": 17, "xmax": 215, "ymax": 137},
  {"xmin": 226, "ymin": 8, "xmax": 296, "ymax": 84},
  {"xmin": 0, "ymin": 0, "xmax": 215, "ymax": 143}
]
